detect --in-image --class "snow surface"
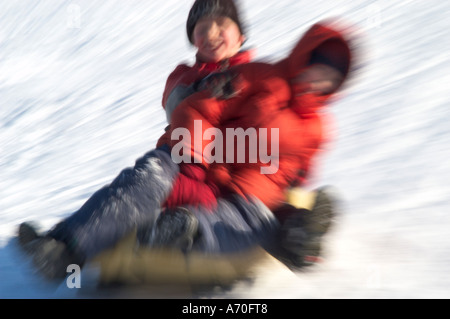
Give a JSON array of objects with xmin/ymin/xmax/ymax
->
[{"xmin": 1, "ymin": 0, "xmax": 450, "ymax": 298}]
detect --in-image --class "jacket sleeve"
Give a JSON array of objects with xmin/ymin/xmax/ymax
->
[
  {"xmin": 168, "ymin": 91, "xmax": 225, "ymax": 167},
  {"xmin": 161, "ymin": 64, "xmax": 203, "ymax": 123},
  {"xmin": 157, "ymin": 64, "xmax": 204, "ymax": 148},
  {"xmin": 162, "ymin": 64, "xmax": 193, "ymax": 108}
]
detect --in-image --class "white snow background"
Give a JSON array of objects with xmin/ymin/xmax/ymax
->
[{"xmin": 1, "ymin": 0, "xmax": 450, "ymax": 298}]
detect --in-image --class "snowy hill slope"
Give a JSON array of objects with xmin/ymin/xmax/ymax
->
[{"xmin": 1, "ymin": 0, "xmax": 450, "ymax": 298}]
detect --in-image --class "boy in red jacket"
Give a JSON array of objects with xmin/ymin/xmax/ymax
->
[
  {"xmin": 158, "ymin": 0, "xmax": 346, "ymax": 210},
  {"xmin": 17, "ymin": 0, "xmax": 351, "ymax": 280},
  {"xmin": 152, "ymin": 0, "xmax": 351, "ymax": 267}
]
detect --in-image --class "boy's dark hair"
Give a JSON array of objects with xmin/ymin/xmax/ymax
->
[{"xmin": 186, "ymin": 0, "xmax": 245, "ymax": 44}]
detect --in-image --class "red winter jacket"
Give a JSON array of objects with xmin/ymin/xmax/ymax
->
[
  {"xmin": 158, "ymin": 51, "xmax": 254, "ymax": 209},
  {"xmin": 158, "ymin": 22, "xmax": 352, "ymax": 211}
]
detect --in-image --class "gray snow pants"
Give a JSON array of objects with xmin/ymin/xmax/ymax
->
[{"xmin": 48, "ymin": 147, "xmax": 280, "ymax": 260}]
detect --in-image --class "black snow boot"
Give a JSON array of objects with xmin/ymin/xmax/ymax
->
[
  {"xmin": 17, "ymin": 222, "xmax": 85, "ymax": 281},
  {"xmin": 18, "ymin": 222, "xmax": 40, "ymax": 248},
  {"xmin": 275, "ymin": 186, "xmax": 339, "ymax": 270},
  {"xmin": 149, "ymin": 207, "xmax": 199, "ymax": 253}
]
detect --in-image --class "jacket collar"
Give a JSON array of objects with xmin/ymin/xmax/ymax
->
[{"xmin": 194, "ymin": 50, "xmax": 254, "ymax": 72}]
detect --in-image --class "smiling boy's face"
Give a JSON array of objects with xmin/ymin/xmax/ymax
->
[{"xmin": 192, "ymin": 15, "xmax": 245, "ymax": 63}]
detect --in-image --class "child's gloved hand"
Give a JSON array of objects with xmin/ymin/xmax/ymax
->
[
  {"xmin": 196, "ymin": 71, "xmax": 242, "ymax": 100},
  {"xmin": 293, "ymin": 64, "xmax": 343, "ymax": 95}
]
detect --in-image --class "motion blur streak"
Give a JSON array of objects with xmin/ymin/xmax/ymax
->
[{"xmin": 1, "ymin": 0, "xmax": 450, "ymax": 298}]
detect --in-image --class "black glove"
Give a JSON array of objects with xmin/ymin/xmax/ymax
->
[{"xmin": 195, "ymin": 71, "xmax": 241, "ymax": 100}]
